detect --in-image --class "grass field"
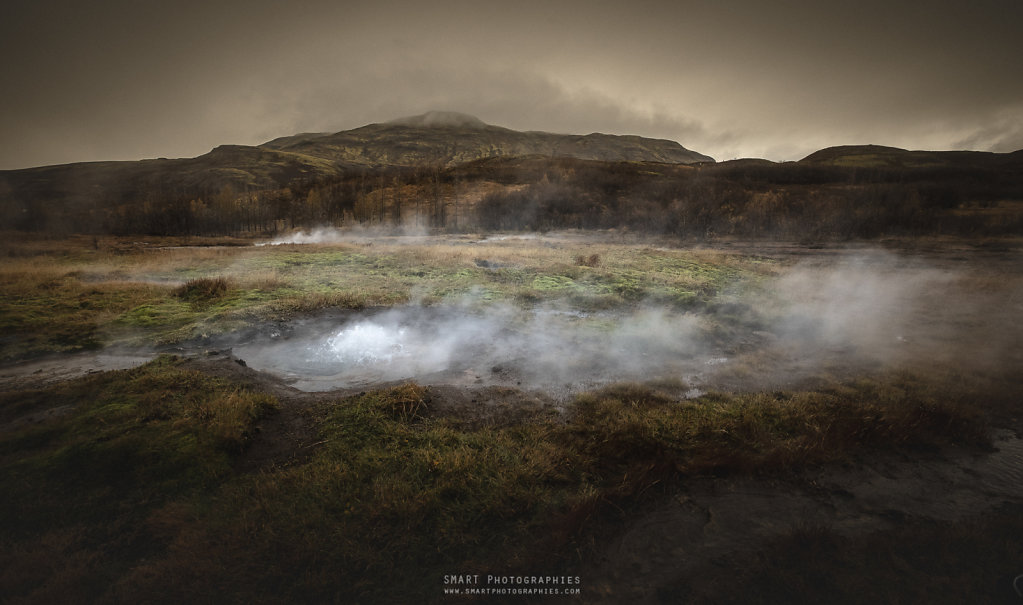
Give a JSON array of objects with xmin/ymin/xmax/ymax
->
[
  {"xmin": 0, "ymin": 231, "xmax": 773, "ymax": 361},
  {"xmin": 2, "ymin": 231, "xmax": 1021, "ymax": 603}
]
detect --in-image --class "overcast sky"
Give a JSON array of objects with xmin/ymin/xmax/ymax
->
[{"xmin": 2, "ymin": 0, "xmax": 1021, "ymax": 169}]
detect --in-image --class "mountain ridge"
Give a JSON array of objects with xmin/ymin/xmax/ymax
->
[{"xmin": 258, "ymin": 112, "xmax": 714, "ymax": 166}]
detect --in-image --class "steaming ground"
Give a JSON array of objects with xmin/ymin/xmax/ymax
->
[
  {"xmin": 233, "ymin": 247, "xmax": 1023, "ymax": 396},
  {"xmin": 234, "ymin": 305, "xmax": 704, "ymax": 394},
  {"xmin": 3, "ymin": 234, "xmax": 1017, "ymax": 399},
  {"xmin": 4, "ymin": 235, "xmax": 1022, "ymax": 603},
  {"xmin": 256, "ymin": 225, "xmax": 433, "ymax": 246}
]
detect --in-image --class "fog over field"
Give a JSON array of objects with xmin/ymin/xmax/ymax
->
[
  {"xmin": 2, "ymin": 230, "xmax": 1022, "ymax": 604},
  {"xmin": 233, "ymin": 241, "xmax": 1022, "ymax": 396}
]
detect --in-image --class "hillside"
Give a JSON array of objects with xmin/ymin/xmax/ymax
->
[
  {"xmin": 0, "ymin": 112, "xmax": 712, "ymax": 231},
  {"xmin": 800, "ymin": 145, "xmax": 1023, "ymax": 170},
  {"xmin": 0, "ymin": 146, "xmax": 342, "ymax": 215},
  {"xmin": 260, "ymin": 111, "xmax": 713, "ymax": 166},
  {"xmin": 2, "ymin": 115, "xmax": 1022, "ymax": 239}
]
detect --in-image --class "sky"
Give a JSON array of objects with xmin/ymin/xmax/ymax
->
[{"xmin": 2, "ymin": 0, "xmax": 1022, "ymax": 169}]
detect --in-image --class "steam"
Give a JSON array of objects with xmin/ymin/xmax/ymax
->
[
  {"xmin": 257, "ymin": 224, "xmax": 431, "ymax": 246},
  {"xmin": 766, "ymin": 253, "xmax": 957, "ymax": 361},
  {"xmin": 233, "ymin": 248, "xmax": 1022, "ymax": 395},
  {"xmin": 236, "ymin": 304, "xmax": 702, "ymax": 392},
  {"xmin": 324, "ymin": 322, "xmax": 410, "ymax": 365},
  {"xmin": 706, "ymin": 249, "xmax": 1022, "ymax": 388},
  {"xmin": 258, "ymin": 227, "xmax": 351, "ymax": 246}
]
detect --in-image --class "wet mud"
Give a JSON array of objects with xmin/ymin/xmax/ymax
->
[{"xmin": 583, "ymin": 430, "xmax": 1023, "ymax": 603}]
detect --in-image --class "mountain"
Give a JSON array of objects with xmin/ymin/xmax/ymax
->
[
  {"xmin": 5, "ymin": 115, "xmax": 1021, "ymax": 238},
  {"xmin": 0, "ymin": 112, "xmax": 712, "ymax": 222},
  {"xmin": 260, "ymin": 111, "xmax": 714, "ymax": 166}
]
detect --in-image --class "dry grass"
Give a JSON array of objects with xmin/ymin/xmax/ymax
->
[
  {"xmin": 188, "ymin": 388, "xmax": 278, "ymax": 449},
  {"xmin": 234, "ymin": 269, "xmax": 292, "ymax": 291},
  {"xmin": 0, "ymin": 356, "xmax": 1002, "ymax": 604},
  {"xmin": 174, "ymin": 276, "xmax": 230, "ymax": 302},
  {"xmin": 0, "ymin": 232, "xmax": 1020, "ymax": 603},
  {"xmin": 575, "ymin": 253, "xmax": 601, "ymax": 267},
  {"xmin": 376, "ymin": 382, "xmax": 430, "ymax": 422},
  {"xmin": 562, "ymin": 376, "xmax": 987, "ymax": 490},
  {"xmin": 0, "ymin": 262, "xmax": 169, "ymax": 359}
]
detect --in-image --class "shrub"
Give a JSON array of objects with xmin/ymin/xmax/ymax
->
[
  {"xmin": 174, "ymin": 277, "xmax": 229, "ymax": 304},
  {"xmin": 574, "ymin": 253, "xmax": 601, "ymax": 267}
]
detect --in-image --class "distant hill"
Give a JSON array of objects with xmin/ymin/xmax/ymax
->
[
  {"xmin": 0, "ymin": 112, "xmax": 712, "ymax": 225},
  {"xmin": 260, "ymin": 111, "xmax": 714, "ymax": 166},
  {"xmin": 800, "ymin": 145, "xmax": 1023, "ymax": 170},
  {"xmin": 0, "ymin": 146, "xmax": 342, "ymax": 213},
  {"xmin": 3, "ymin": 116, "xmax": 1021, "ymax": 238}
]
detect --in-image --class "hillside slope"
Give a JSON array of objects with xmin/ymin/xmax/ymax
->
[
  {"xmin": 260, "ymin": 111, "xmax": 714, "ymax": 166},
  {"xmin": 0, "ymin": 112, "xmax": 712, "ymax": 228},
  {"xmin": 800, "ymin": 145, "xmax": 1023, "ymax": 169}
]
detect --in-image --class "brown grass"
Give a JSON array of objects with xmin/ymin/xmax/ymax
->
[
  {"xmin": 575, "ymin": 253, "xmax": 601, "ymax": 267},
  {"xmin": 174, "ymin": 276, "xmax": 230, "ymax": 302},
  {"xmin": 563, "ymin": 377, "xmax": 988, "ymax": 487},
  {"xmin": 376, "ymin": 382, "xmax": 430, "ymax": 422},
  {"xmin": 0, "ymin": 364, "xmax": 1000, "ymax": 604}
]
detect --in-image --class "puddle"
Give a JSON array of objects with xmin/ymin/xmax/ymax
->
[
  {"xmin": 967, "ymin": 430, "xmax": 1023, "ymax": 497},
  {"xmin": 0, "ymin": 351, "xmax": 153, "ymax": 390}
]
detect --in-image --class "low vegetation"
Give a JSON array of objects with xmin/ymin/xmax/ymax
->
[
  {"xmin": 0, "ymin": 356, "xmax": 277, "ymax": 602},
  {"xmin": 1, "ymin": 233, "xmax": 1019, "ymax": 603},
  {"xmin": 6, "ymin": 146, "xmax": 1022, "ymax": 239},
  {"xmin": 0, "ymin": 358, "xmax": 996, "ymax": 603},
  {"xmin": 173, "ymin": 276, "xmax": 230, "ymax": 305},
  {"xmin": 0, "ymin": 233, "xmax": 772, "ymax": 361}
]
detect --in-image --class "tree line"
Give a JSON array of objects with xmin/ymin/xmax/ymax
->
[{"xmin": 5, "ymin": 157, "xmax": 1022, "ymax": 239}]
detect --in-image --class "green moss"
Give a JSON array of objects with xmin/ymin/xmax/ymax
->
[
  {"xmin": 0, "ymin": 356, "xmax": 277, "ymax": 539},
  {"xmin": 0, "ymin": 238, "xmax": 772, "ymax": 360},
  {"xmin": 120, "ymin": 300, "xmax": 194, "ymax": 327},
  {"xmin": 0, "ymin": 282, "xmax": 162, "ymax": 360},
  {"xmin": 531, "ymin": 274, "xmax": 579, "ymax": 291}
]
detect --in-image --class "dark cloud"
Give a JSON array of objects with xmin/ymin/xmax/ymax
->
[
  {"xmin": 272, "ymin": 66, "xmax": 711, "ymax": 145},
  {"xmin": 952, "ymin": 104, "xmax": 1023, "ymax": 153},
  {"xmin": 2, "ymin": 0, "xmax": 1021, "ymax": 168}
]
